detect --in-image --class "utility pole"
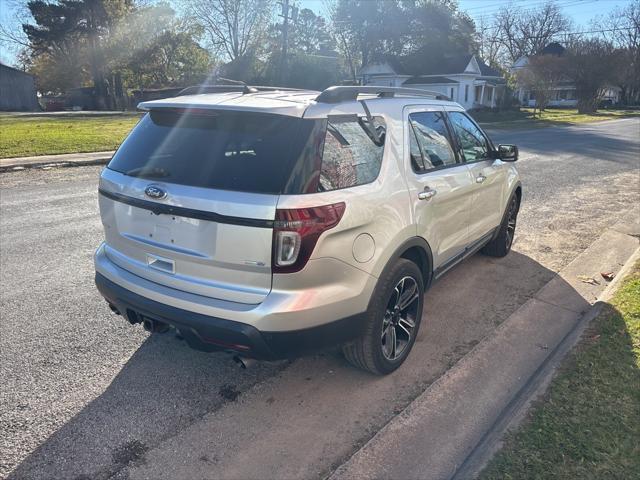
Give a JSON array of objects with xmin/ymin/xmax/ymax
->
[{"xmin": 278, "ymin": 0, "xmax": 297, "ymax": 84}]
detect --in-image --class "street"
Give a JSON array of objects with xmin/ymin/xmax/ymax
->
[{"xmin": 1, "ymin": 118, "xmax": 638, "ymax": 480}]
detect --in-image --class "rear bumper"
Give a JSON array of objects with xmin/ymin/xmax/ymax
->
[
  {"xmin": 94, "ymin": 242, "xmax": 375, "ymax": 332},
  {"xmin": 95, "ymin": 271, "xmax": 369, "ymax": 360}
]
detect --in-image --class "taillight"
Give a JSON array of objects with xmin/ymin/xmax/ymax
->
[{"xmin": 272, "ymin": 202, "xmax": 346, "ymax": 273}]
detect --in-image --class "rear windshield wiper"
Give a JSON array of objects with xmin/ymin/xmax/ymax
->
[{"xmin": 124, "ymin": 167, "xmax": 171, "ymax": 178}]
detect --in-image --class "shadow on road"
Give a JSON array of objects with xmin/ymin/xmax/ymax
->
[{"xmin": 8, "ymin": 251, "xmax": 585, "ymax": 480}]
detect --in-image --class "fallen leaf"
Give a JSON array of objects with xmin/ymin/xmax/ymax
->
[
  {"xmin": 600, "ymin": 271, "xmax": 615, "ymax": 281},
  {"xmin": 577, "ymin": 275, "xmax": 600, "ymax": 285}
]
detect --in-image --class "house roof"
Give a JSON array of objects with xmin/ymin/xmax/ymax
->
[
  {"xmin": 539, "ymin": 42, "xmax": 566, "ymax": 56},
  {"xmin": 477, "ymin": 61, "xmax": 502, "ymax": 78},
  {"xmin": 404, "ymin": 76, "xmax": 458, "ymax": 85},
  {"xmin": 424, "ymin": 54, "xmax": 474, "ymax": 75},
  {"xmin": 0, "ymin": 62, "xmax": 34, "ymax": 78},
  {"xmin": 364, "ymin": 53, "xmax": 502, "ymax": 79}
]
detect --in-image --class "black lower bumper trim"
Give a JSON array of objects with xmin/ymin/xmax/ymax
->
[{"xmin": 95, "ymin": 273, "xmax": 366, "ymax": 360}]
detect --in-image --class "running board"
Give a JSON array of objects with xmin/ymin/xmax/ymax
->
[{"xmin": 433, "ymin": 230, "xmax": 496, "ymax": 281}]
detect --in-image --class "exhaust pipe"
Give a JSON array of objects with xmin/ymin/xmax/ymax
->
[
  {"xmin": 233, "ymin": 355, "xmax": 256, "ymax": 369},
  {"xmin": 142, "ymin": 318, "xmax": 170, "ymax": 334}
]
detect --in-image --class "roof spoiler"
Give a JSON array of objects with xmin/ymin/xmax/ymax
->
[{"xmin": 315, "ymin": 86, "xmax": 450, "ymax": 103}]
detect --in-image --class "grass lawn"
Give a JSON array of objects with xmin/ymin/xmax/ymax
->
[
  {"xmin": 480, "ymin": 262, "xmax": 640, "ymax": 480},
  {"xmin": 0, "ymin": 113, "xmax": 141, "ymax": 158},
  {"xmin": 472, "ymin": 108, "xmax": 640, "ymax": 130}
]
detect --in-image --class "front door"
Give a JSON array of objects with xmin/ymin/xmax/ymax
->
[
  {"xmin": 403, "ymin": 107, "xmax": 475, "ymax": 270},
  {"xmin": 447, "ymin": 110, "xmax": 506, "ymax": 243}
]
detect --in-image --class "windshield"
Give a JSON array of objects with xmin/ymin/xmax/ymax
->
[{"xmin": 107, "ymin": 110, "xmax": 325, "ymax": 195}]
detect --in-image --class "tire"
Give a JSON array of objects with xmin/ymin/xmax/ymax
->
[
  {"xmin": 481, "ymin": 194, "xmax": 519, "ymax": 258},
  {"xmin": 342, "ymin": 258, "xmax": 424, "ymax": 375}
]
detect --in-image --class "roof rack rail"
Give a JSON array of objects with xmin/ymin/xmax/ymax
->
[
  {"xmin": 315, "ymin": 86, "xmax": 450, "ymax": 103},
  {"xmin": 177, "ymin": 84, "xmax": 312, "ymax": 97}
]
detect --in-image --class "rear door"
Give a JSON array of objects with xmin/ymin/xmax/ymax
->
[
  {"xmin": 403, "ymin": 106, "xmax": 475, "ymax": 270},
  {"xmin": 99, "ymin": 109, "xmax": 322, "ymax": 304},
  {"xmin": 446, "ymin": 110, "xmax": 506, "ymax": 242}
]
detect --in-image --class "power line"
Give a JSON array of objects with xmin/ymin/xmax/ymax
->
[{"xmin": 468, "ymin": 0, "xmax": 600, "ymax": 22}]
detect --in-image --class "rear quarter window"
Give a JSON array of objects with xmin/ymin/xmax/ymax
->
[{"xmin": 318, "ymin": 117, "xmax": 385, "ymax": 191}]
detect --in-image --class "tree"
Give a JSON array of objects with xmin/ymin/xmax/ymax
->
[
  {"xmin": 516, "ymin": 53, "xmax": 564, "ymax": 116},
  {"xmin": 403, "ymin": 0, "xmax": 477, "ymax": 57},
  {"xmin": 329, "ymin": 0, "xmax": 476, "ymax": 78},
  {"xmin": 564, "ymin": 39, "xmax": 616, "ymax": 113},
  {"xmin": 476, "ymin": 16, "xmax": 501, "ymax": 68},
  {"xmin": 23, "ymin": 0, "xmax": 134, "ymax": 106},
  {"xmin": 183, "ymin": 0, "xmax": 272, "ymax": 64},
  {"xmin": 495, "ymin": 1, "xmax": 571, "ymax": 63},
  {"xmin": 258, "ymin": 7, "xmax": 340, "ymax": 88},
  {"xmin": 594, "ymin": 1, "xmax": 640, "ymax": 105},
  {"xmin": 19, "ymin": 0, "xmax": 211, "ymax": 107},
  {"xmin": 330, "ymin": 0, "xmax": 409, "ymax": 71},
  {"xmin": 109, "ymin": 3, "xmax": 212, "ymax": 90},
  {"xmin": 289, "ymin": 8, "xmax": 335, "ymax": 55}
]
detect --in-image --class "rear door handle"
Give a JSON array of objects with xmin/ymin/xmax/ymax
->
[
  {"xmin": 418, "ymin": 187, "xmax": 437, "ymax": 201},
  {"xmin": 476, "ymin": 174, "xmax": 487, "ymax": 184}
]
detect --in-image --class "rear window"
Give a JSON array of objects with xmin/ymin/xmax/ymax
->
[
  {"xmin": 108, "ymin": 110, "xmax": 385, "ymax": 195},
  {"xmin": 107, "ymin": 110, "xmax": 325, "ymax": 195}
]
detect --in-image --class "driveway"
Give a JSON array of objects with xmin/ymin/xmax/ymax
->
[{"xmin": 1, "ymin": 118, "xmax": 638, "ymax": 479}]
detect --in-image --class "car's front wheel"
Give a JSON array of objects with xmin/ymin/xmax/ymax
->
[
  {"xmin": 343, "ymin": 259, "xmax": 424, "ymax": 375},
  {"xmin": 481, "ymin": 193, "xmax": 519, "ymax": 257}
]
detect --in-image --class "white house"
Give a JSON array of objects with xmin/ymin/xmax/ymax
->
[
  {"xmin": 511, "ymin": 42, "xmax": 621, "ymax": 107},
  {"xmin": 358, "ymin": 54, "xmax": 506, "ymax": 110}
]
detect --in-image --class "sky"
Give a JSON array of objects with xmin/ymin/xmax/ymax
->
[{"xmin": 1, "ymin": 0, "xmax": 636, "ymax": 65}]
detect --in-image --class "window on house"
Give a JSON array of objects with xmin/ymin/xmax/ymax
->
[
  {"xmin": 487, "ymin": 88, "xmax": 493, "ymax": 101},
  {"xmin": 450, "ymin": 87, "xmax": 454, "ymax": 99},
  {"xmin": 465, "ymin": 85, "xmax": 469, "ymax": 102}
]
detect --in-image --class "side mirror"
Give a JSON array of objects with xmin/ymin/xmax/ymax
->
[{"xmin": 497, "ymin": 144, "xmax": 518, "ymax": 162}]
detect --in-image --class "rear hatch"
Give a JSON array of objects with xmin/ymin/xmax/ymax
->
[{"xmin": 99, "ymin": 108, "xmax": 324, "ymax": 304}]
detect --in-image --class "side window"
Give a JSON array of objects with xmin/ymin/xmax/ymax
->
[
  {"xmin": 319, "ymin": 118, "xmax": 385, "ymax": 191},
  {"xmin": 408, "ymin": 111, "xmax": 457, "ymax": 172},
  {"xmin": 447, "ymin": 111, "xmax": 490, "ymax": 162}
]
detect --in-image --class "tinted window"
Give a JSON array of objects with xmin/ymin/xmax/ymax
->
[
  {"xmin": 318, "ymin": 118, "xmax": 385, "ymax": 191},
  {"xmin": 409, "ymin": 112, "xmax": 457, "ymax": 172},
  {"xmin": 107, "ymin": 110, "xmax": 324, "ymax": 195},
  {"xmin": 447, "ymin": 112, "xmax": 490, "ymax": 162}
]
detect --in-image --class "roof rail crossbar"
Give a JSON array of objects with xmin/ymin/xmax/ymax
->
[
  {"xmin": 177, "ymin": 84, "xmax": 313, "ymax": 97},
  {"xmin": 315, "ymin": 86, "xmax": 450, "ymax": 103}
]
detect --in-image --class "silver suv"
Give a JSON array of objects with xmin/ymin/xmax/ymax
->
[{"xmin": 95, "ymin": 85, "xmax": 521, "ymax": 374}]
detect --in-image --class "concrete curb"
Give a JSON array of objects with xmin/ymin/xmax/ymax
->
[
  {"xmin": 0, "ymin": 151, "xmax": 114, "ymax": 172},
  {"xmin": 329, "ymin": 220, "xmax": 639, "ymax": 480},
  {"xmin": 451, "ymin": 247, "xmax": 640, "ymax": 479}
]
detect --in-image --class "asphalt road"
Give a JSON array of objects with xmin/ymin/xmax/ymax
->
[{"xmin": 1, "ymin": 118, "xmax": 638, "ymax": 480}]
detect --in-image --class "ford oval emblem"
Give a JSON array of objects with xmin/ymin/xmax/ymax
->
[{"xmin": 144, "ymin": 185, "xmax": 167, "ymax": 200}]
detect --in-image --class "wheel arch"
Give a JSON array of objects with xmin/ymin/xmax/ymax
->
[
  {"xmin": 491, "ymin": 181, "xmax": 522, "ymax": 242},
  {"xmin": 514, "ymin": 184, "xmax": 522, "ymax": 208},
  {"xmin": 384, "ymin": 236, "xmax": 434, "ymax": 292}
]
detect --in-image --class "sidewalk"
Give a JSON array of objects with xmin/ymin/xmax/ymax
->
[
  {"xmin": 0, "ymin": 151, "xmax": 114, "ymax": 172},
  {"xmin": 330, "ymin": 216, "xmax": 640, "ymax": 480}
]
